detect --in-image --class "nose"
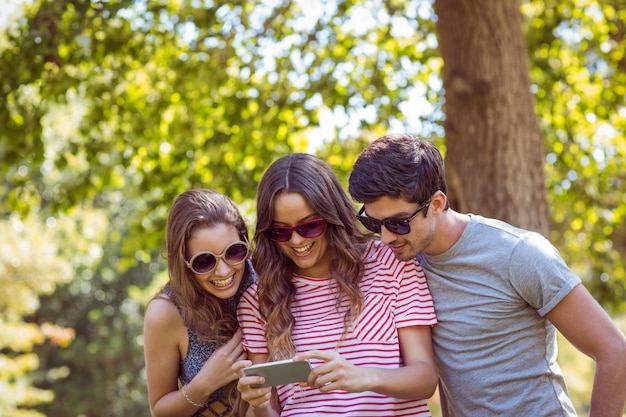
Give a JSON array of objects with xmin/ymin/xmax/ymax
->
[
  {"xmin": 290, "ymin": 230, "xmax": 307, "ymax": 244},
  {"xmin": 213, "ymin": 257, "xmax": 232, "ymax": 277},
  {"xmin": 379, "ymin": 226, "xmax": 397, "ymax": 245}
]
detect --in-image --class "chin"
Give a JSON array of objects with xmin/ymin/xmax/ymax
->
[
  {"xmin": 210, "ymin": 288, "xmax": 238, "ymax": 300},
  {"xmin": 397, "ymin": 249, "xmax": 417, "ymax": 262}
]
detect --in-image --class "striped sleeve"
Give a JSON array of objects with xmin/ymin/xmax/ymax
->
[
  {"xmin": 237, "ymin": 283, "xmax": 269, "ymax": 354},
  {"xmin": 364, "ymin": 241, "xmax": 437, "ymax": 328},
  {"xmin": 395, "ymin": 258, "xmax": 437, "ymax": 327}
]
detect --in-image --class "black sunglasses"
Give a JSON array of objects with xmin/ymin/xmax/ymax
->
[
  {"xmin": 265, "ymin": 218, "xmax": 327, "ymax": 243},
  {"xmin": 185, "ymin": 241, "xmax": 250, "ymax": 274},
  {"xmin": 356, "ymin": 199, "xmax": 431, "ymax": 235}
]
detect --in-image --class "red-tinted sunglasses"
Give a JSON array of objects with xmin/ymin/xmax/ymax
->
[{"xmin": 265, "ymin": 218, "xmax": 327, "ymax": 243}]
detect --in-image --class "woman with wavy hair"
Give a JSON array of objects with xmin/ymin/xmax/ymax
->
[
  {"xmin": 144, "ymin": 189, "xmax": 256, "ymax": 417},
  {"xmin": 235, "ymin": 154, "xmax": 438, "ymax": 417}
]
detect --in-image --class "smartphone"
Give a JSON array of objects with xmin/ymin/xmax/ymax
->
[{"xmin": 242, "ymin": 359, "xmax": 312, "ymax": 387}]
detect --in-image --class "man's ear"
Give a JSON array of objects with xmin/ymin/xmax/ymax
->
[{"xmin": 430, "ymin": 190, "xmax": 447, "ymax": 214}]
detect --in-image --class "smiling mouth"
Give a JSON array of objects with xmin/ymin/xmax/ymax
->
[
  {"xmin": 211, "ymin": 276, "xmax": 234, "ymax": 288},
  {"xmin": 293, "ymin": 243, "xmax": 313, "ymax": 254}
]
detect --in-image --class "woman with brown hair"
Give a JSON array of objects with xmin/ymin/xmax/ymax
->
[
  {"xmin": 235, "ymin": 154, "xmax": 438, "ymax": 417},
  {"xmin": 144, "ymin": 189, "xmax": 256, "ymax": 417}
]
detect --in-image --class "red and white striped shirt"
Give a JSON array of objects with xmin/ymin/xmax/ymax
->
[{"xmin": 238, "ymin": 240, "xmax": 437, "ymax": 416}]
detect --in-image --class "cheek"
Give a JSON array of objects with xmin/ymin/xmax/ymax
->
[
  {"xmin": 413, "ymin": 222, "xmax": 433, "ymax": 243},
  {"xmin": 277, "ymin": 243, "xmax": 293, "ymax": 258},
  {"xmin": 314, "ymin": 236, "xmax": 329, "ymax": 255},
  {"xmin": 233, "ymin": 263, "xmax": 247, "ymax": 278}
]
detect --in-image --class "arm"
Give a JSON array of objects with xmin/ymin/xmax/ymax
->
[
  {"xmin": 144, "ymin": 298, "xmax": 199, "ymax": 417},
  {"xmin": 546, "ymin": 284, "xmax": 626, "ymax": 417},
  {"xmin": 370, "ymin": 325, "xmax": 438, "ymax": 398},
  {"xmin": 144, "ymin": 298, "xmax": 247, "ymax": 417},
  {"xmin": 236, "ymin": 286, "xmax": 281, "ymax": 416},
  {"xmin": 396, "ymin": 325, "xmax": 439, "ymax": 398},
  {"xmin": 295, "ymin": 326, "xmax": 438, "ymax": 399}
]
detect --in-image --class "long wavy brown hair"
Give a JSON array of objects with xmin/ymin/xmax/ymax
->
[
  {"xmin": 159, "ymin": 188, "xmax": 250, "ymax": 416},
  {"xmin": 252, "ymin": 154, "xmax": 373, "ymax": 360}
]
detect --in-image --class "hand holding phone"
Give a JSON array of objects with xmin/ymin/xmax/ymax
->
[{"xmin": 243, "ymin": 359, "xmax": 312, "ymax": 387}]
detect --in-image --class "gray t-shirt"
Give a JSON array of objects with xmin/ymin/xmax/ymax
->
[{"xmin": 417, "ymin": 215, "xmax": 580, "ymax": 417}]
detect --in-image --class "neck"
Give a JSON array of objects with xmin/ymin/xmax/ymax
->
[{"xmin": 429, "ymin": 209, "xmax": 469, "ymax": 256}]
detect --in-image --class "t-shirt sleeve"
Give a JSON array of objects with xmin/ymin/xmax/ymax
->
[
  {"xmin": 394, "ymin": 257, "xmax": 438, "ymax": 328},
  {"xmin": 237, "ymin": 283, "xmax": 269, "ymax": 354},
  {"xmin": 508, "ymin": 233, "xmax": 581, "ymax": 317}
]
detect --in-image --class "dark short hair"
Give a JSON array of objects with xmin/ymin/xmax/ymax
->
[{"xmin": 349, "ymin": 133, "xmax": 447, "ymax": 204}]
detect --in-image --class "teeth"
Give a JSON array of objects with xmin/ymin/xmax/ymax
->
[
  {"xmin": 293, "ymin": 243, "xmax": 313, "ymax": 253},
  {"xmin": 211, "ymin": 276, "xmax": 233, "ymax": 287}
]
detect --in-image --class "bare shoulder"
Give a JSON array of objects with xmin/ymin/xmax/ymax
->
[{"xmin": 144, "ymin": 295, "xmax": 183, "ymax": 330}]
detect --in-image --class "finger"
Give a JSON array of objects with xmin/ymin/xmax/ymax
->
[
  {"xmin": 228, "ymin": 341, "xmax": 244, "ymax": 357},
  {"xmin": 307, "ymin": 368, "xmax": 324, "ymax": 386},
  {"xmin": 232, "ymin": 359, "xmax": 252, "ymax": 373},
  {"xmin": 317, "ymin": 380, "xmax": 335, "ymax": 392},
  {"xmin": 227, "ymin": 329, "xmax": 243, "ymax": 346},
  {"xmin": 294, "ymin": 349, "xmax": 332, "ymax": 362},
  {"xmin": 238, "ymin": 375, "xmax": 266, "ymax": 388},
  {"xmin": 238, "ymin": 383, "xmax": 270, "ymax": 402},
  {"xmin": 215, "ymin": 340, "xmax": 240, "ymax": 357},
  {"xmin": 307, "ymin": 361, "xmax": 333, "ymax": 377},
  {"xmin": 223, "ymin": 338, "xmax": 245, "ymax": 358},
  {"xmin": 247, "ymin": 390, "xmax": 271, "ymax": 408}
]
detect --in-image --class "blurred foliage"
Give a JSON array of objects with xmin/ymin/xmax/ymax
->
[
  {"xmin": 0, "ymin": 215, "xmax": 75, "ymax": 417},
  {"xmin": 523, "ymin": 0, "xmax": 626, "ymax": 313},
  {"xmin": 28, "ymin": 208, "xmax": 154, "ymax": 416},
  {"xmin": 0, "ymin": 0, "xmax": 624, "ymax": 416}
]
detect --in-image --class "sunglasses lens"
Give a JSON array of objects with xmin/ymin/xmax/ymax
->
[
  {"xmin": 384, "ymin": 220, "xmax": 411, "ymax": 235},
  {"xmin": 266, "ymin": 219, "xmax": 327, "ymax": 242},
  {"xmin": 296, "ymin": 219, "xmax": 326, "ymax": 238},
  {"xmin": 225, "ymin": 242, "xmax": 249, "ymax": 264},
  {"xmin": 266, "ymin": 227, "xmax": 292, "ymax": 242},
  {"xmin": 358, "ymin": 217, "xmax": 381, "ymax": 233},
  {"xmin": 191, "ymin": 253, "xmax": 217, "ymax": 274},
  {"xmin": 386, "ymin": 223, "xmax": 408, "ymax": 234}
]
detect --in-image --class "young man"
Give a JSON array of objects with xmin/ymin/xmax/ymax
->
[{"xmin": 348, "ymin": 133, "xmax": 626, "ymax": 417}]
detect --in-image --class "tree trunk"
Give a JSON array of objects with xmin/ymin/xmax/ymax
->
[{"xmin": 434, "ymin": 0, "xmax": 550, "ymax": 237}]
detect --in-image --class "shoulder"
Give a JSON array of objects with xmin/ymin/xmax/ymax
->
[
  {"xmin": 470, "ymin": 215, "xmax": 525, "ymax": 237},
  {"xmin": 363, "ymin": 240, "xmax": 421, "ymax": 277},
  {"xmin": 239, "ymin": 282, "xmax": 260, "ymax": 306},
  {"xmin": 468, "ymin": 216, "xmax": 565, "ymax": 269},
  {"xmin": 470, "ymin": 215, "xmax": 553, "ymax": 253},
  {"xmin": 362, "ymin": 240, "xmax": 390, "ymax": 262},
  {"xmin": 144, "ymin": 295, "xmax": 184, "ymax": 330},
  {"xmin": 143, "ymin": 294, "xmax": 187, "ymax": 369},
  {"xmin": 470, "ymin": 215, "xmax": 541, "ymax": 242},
  {"xmin": 243, "ymin": 280, "xmax": 259, "ymax": 295}
]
